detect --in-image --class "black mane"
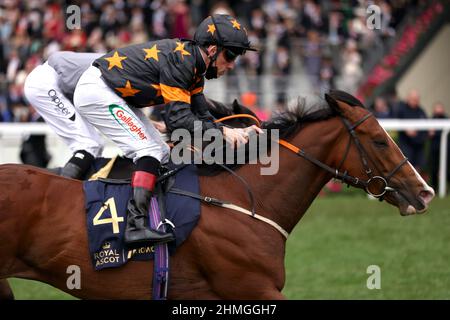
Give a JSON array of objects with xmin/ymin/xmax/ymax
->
[
  {"xmin": 262, "ymin": 94, "xmax": 334, "ymax": 139},
  {"xmin": 262, "ymin": 90, "xmax": 366, "ymax": 139}
]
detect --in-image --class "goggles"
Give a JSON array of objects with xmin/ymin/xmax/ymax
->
[{"xmin": 223, "ymin": 48, "xmax": 240, "ymax": 62}]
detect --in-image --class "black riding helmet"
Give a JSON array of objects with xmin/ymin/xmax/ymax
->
[{"xmin": 194, "ymin": 14, "xmax": 257, "ymax": 79}]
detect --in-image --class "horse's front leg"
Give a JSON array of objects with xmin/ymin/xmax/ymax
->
[{"xmin": 0, "ymin": 279, "xmax": 14, "ymax": 300}]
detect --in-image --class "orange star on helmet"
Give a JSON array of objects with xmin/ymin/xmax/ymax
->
[
  {"xmin": 230, "ymin": 19, "xmax": 241, "ymax": 30},
  {"xmin": 207, "ymin": 24, "xmax": 216, "ymax": 35}
]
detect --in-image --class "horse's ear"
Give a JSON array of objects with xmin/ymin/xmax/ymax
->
[
  {"xmin": 325, "ymin": 93, "xmax": 341, "ymax": 115},
  {"xmin": 232, "ymin": 99, "xmax": 242, "ymax": 113}
]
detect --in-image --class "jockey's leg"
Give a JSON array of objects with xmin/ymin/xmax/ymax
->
[
  {"xmin": 23, "ymin": 62, "xmax": 104, "ymax": 179},
  {"xmin": 73, "ymin": 65, "xmax": 173, "ymax": 245},
  {"xmin": 125, "ymin": 156, "xmax": 174, "ymax": 245}
]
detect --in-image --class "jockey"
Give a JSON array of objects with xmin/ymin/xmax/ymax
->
[
  {"xmin": 23, "ymin": 51, "xmax": 105, "ymax": 178},
  {"xmin": 72, "ymin": 14, "xmax": 260, "ymax": 245}
]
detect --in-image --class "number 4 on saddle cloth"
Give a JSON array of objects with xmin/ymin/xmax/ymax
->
[{"xmin": 83, "ymin": 160, "xmax": 200, "ymax": 271}]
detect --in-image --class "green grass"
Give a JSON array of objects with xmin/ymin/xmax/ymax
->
[
  {"xmin": 8, "ymin": 279, "xmax": 76, "ymax": 300},
  {"xmin": 283, "ymin": 196, "xmax": 450, "ymax": 299},
  {"xmin": 7, "ymin": 196, "xmax": 450, "ymax": 300}
]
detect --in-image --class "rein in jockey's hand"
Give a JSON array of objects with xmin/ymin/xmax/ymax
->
[{"xmin": 223, "ymin": 125, "xmax": 263, "ymax": 148}]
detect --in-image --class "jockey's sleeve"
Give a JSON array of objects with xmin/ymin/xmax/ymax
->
[
  {"xmin": 160, "ymin": 52, "xmax": 223, "ymax": 134},
  {"xmin": 191, "ymin": 93, "xmax": 224, "ymax": 128}
]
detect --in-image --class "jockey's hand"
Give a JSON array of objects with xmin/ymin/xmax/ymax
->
[
  {"xmin": 223, "ymin": 125, "xmax": 263, "ymax": 148},
  {"xmin": 222, "ymin": 127, "xmax": 249, "ymax": 148},
  {"xmin": 243, "ymin": 125, "xmax": 264, "ymax": 136},
  {"xmin": 151, "ymin": 120, "xmax": 167, "ymax": 133}
]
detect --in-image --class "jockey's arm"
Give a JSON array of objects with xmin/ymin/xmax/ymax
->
[
  {"xmin": 160, "ymin": 52, "xmax": 258, "ymax": 145},
  {"xmin": 159, "ymin": 56, "xmax": 224, "ymax": 135},
  {"xmin": 164, "ymin": 99, "xmax": 224, "ymax": 134}
]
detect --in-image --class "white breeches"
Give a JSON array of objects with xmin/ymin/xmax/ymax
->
[
  {"xmin": 23, "ymin": 62, "xmax": 104, "ymax": 157},
  {"xmin": 73, "ymin": 65, "xmax": 170, "ymax": 163}
]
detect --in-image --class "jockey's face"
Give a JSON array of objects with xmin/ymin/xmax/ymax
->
[
  {"xmin": 206, "ymin": 45, "xmax": 237, "ymax": 77},
  {"xmin": 216, "ymin": 49, "xmax": 238, "ymax": 76}
]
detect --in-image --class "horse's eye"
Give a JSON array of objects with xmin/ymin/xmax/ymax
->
[{"xmin": 373, "ymin": 140, "xmax": 388, "ymax": 148}]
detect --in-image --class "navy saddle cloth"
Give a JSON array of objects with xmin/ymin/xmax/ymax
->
[{"xmin": 83, "ymin": 164, "xmax": 200, "ymax": 270}]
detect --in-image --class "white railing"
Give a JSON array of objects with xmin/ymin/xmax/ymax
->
[
  {"xmin": 379, "ymin": 119, "xmax": 450, "ymax": 198},
  {"xmin": 1, "ymin": 120, "xmax": 449, "ymax": 197}
]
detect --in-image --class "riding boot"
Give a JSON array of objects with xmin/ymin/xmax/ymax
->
[
  {"xmin": 124, "ymin": 169, "xmax": 174, "ymax": 246},
  {"xmin": 60, "ymin": 150, "xmax": 94, "ymax": 180}
]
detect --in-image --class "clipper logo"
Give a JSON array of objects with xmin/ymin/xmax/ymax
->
[
  {"xmin": 48, "ymin": 89, "xmax": 71, "ymax": 117},
  {"xmin": 109, "ymin": 104, "xmax": 148, "ymax": 140}
]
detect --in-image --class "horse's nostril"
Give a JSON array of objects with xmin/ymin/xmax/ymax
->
[{"xmin": 419, "ymin": 190, "xmax": 434, "ymax": 206}]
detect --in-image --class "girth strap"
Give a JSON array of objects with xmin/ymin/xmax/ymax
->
[{"xmin": 169, "ymin": 188, "xmax": 289, "ymax": 239}]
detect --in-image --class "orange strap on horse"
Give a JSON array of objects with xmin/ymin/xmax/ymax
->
[
  {"xmin": 214, "ymin": 114, "xmax": 262, "ymax": 128},
  {"xmin": 278, "ymin": 139, "xmax": 301, "ymax": 154}
]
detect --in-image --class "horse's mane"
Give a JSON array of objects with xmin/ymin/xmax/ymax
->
[
  {"xmin": 262, "ymin": 94, "xmax": 334, "ymax": 138},
  {"xmin": 198, "ymin": 90, "xmax": 365, "ymax": 176},
  {"xmin": 262, "ymin": 90, "xmax": 365, "ymax": 138}
]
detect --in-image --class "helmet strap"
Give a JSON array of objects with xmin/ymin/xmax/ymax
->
[{"xmin": 205, "ymin": 46, "xmax": 222, "ymax": 80}]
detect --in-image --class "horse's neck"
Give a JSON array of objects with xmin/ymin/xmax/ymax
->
[{"xmin": 239, "ymin": 118, "xmax": 344, "ymax": 235}]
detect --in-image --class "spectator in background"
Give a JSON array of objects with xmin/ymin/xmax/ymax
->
[
  {"xmin": 19, "ymin": 106, "xmax": 51, "ymax": 168},
  {"xmin": 428, "ymin": 102, "xmax": 450, "ymax": 192},
  {"xmin": 318, "ymin": 56, "xmax": 335, "ymax": 96},
  {"xmin": 337, "ymin": 39, "xmax": 363, "ymax": 94},
  {"xmin": 303, "ymin": 30, "xmax": 322, "ymax": 88},
  {"xmin": 395, "ymin": 89, "xmax": 428, "ymax": 174},
  {"xmin": 372, "ymin": 96, "xmax": 391, "ymax": 119},
  {"xmin": 168, "ymin": 0, "xmax": 191, "ymax": 39}
]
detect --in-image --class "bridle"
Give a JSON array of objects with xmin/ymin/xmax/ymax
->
[
  {"xmin": 215, "ymin": 111, "xmax": 409, "ymax": 200},
  {"xmin": 279, "ymin": 111, "xmax": 409, "ymax": 200}
]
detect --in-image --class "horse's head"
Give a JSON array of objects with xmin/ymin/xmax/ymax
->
[{"xmin": 325, "ymin": 91, "xmax": 434, "ymax": 215}]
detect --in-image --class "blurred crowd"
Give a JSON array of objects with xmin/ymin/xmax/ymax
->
[
  {"xmin": 370, "ymin": 89, "xmax": 449, "ymax": 191},
  {"xmin": 1, "ymin": 0, "xmax": 425, "ymax": 122},
  {"xmin": 0, "ymin": 0, "xmax": 448, "ymax": 190}
]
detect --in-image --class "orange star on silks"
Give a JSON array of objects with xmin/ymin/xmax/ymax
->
[
  {"xmin": 104, "ymin": 51, "xmax": 127, "ymax": 70},
  {"xmin": 174, "ymin": 42, "xmax": 191, "ymax": 59},
  {"xmin": 143, "ymin": 44, "xmax": 160, "ymax": 61},
  {"xmin": 207, "ymin": 24, "xmax": 216, "ymax": 35},
  {"xmin": 151, "ymin": 84, "xmax": 161, "ymax": 96},
  {"xmin": 230, "ymin": 19, "xmax": 241, "ymax": 30},
  {"xmin": 115, "ymin": 80, "xmax": 141, "ymax": 97}
]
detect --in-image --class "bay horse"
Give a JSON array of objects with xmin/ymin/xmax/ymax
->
[{"xmin": 0, "ymin": 91, "xmax": 434, "ymax": 299}]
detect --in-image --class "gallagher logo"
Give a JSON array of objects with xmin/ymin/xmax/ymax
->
[{"xmin": 109, "ymin": 104, "xmax": 147, "ymax": 140}]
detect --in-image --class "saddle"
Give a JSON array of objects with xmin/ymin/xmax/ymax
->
[{"xmin": 83, "ymin": 158, "xmax": 201, "ymax": 271}]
